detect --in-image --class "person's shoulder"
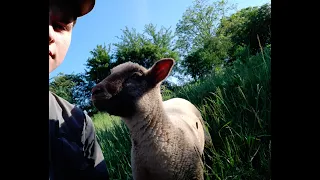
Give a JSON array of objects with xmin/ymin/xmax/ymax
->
[
  {"xmin": 49, "ymin": 91, "xmax": 74, "ymax": 109},
  {"xmin": 49, "ymin": 91, "xmax": 89, "ymax": 125}
]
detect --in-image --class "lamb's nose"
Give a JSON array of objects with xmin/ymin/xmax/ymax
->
[{"xmin": 92, "ymin": 85, "xmax": 104, "ymax": 96}]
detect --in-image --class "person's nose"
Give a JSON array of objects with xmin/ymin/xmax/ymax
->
[{"xmin": 49, "ymin": 25, "xmax": 56, "ymax": 44}]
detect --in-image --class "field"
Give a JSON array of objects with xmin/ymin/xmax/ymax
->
[{"xmin": 92, "ymin": 46, "xmax": 271, "ymax": 180}]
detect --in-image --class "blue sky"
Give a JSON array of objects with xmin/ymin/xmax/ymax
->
[{"xmin": 49, "ymin": 0, "xmax": 271, "ymax": 79}]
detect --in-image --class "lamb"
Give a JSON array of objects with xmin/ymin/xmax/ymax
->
[{"xmin": 91, "ymin": 58, "xmax": 212, "ymax": 180}]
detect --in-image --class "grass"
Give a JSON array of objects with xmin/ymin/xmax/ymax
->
[
  {"xmin": 92, "ymin": 45, "xmax": 271, "ymax": 180},
  {"xmin": 92, "ymin": 113, "xmax": 132, "ymax": 180}
]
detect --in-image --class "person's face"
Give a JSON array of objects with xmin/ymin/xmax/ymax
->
[{"xmin": 49, "ymin": 2, "xmax": 76, "ymax": 74}]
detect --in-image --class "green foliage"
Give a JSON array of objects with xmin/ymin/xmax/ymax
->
[
  {"xmin": 175, "ymin": 1, "xmax": 270, "ymax": 80},
  {"xmin": 49, "ymin": 72, "xmax": 97, "ymax": 116},
  {"xmin": 182, "ymin": 35, "xmax": 233, "ymax": 80},
  {"xmin": 175, "ymin": 0, "xmax": 235, "ymax": 55},
  {"xmin": 232, "ymin": 45, "xmax": 251, "ymax": 63},
  {"xmin": 176, "ymin": 46, "xmax": 271, "ymax": 179},
  {"xmin": 49, "ymin": 73, "xmax": 78, "ymax": 103},
  {"xmin": 71, "ymin": 73, "xmax": 98, "ymax": 116},
  {"xmin": 114, "ymin": 23, "xmax": 179, "ymax": 70},
  {"xmin": 175, "ymin": 0, "xmax": 236, "ymax": 80},
  {"xmin": 161, "ymin": 84, "xmax": 175, "ymax": 101},
  {"xmin": 85, "ymin": 44, "xmax": 113, "ymax": 84},
  {"xmin": 78, "ymin": 44, "xmax": 114, "ymax": 114},
  {"xmin": 217, "ymin": 3, "xmax": 271, "ymax": 58},
  {"xmin": 92, "ymin": 113, "xmax": 132, "ymax": 180}
]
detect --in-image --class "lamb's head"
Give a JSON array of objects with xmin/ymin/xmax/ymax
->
[{"xmin": 91, "ymin": 58, "xmax": 175, "ymax": 118}]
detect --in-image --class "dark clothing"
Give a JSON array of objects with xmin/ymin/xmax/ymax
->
[{"xmin": 49, "ymin": 91, "xmax": 109, "ymax": 180}]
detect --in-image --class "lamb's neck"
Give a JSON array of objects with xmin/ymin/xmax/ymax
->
[{"xmin": 123, "ymin": 99, "xmax": 172, "ymax": 144}]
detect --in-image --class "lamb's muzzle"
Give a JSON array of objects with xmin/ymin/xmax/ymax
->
[{"xmin": 91, "ymin": 85, "xmax": 108, "ymax": 100}]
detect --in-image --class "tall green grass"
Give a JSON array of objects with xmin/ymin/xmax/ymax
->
[
  {"xmin": 92, "ymin": 46, "xmax": 271, "ymax": 180},
  {"xmin": 92, "ymin": 113, "xmax": 132, "ymax": 180},
  {"xmin": 175, "ymin": 46, "xmax": 271, "ymax": 180}
]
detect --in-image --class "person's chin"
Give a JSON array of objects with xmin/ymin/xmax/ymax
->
[{"xmin": 49, "ymin": 58, "xmax": 56, "ymax": 74}]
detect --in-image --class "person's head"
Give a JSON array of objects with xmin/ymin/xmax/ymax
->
[{"xmin": 49, "ymin": 0, "xmax": 95, "ymax": 74}]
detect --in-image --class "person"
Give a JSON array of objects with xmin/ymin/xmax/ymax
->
[{"xmin": 49, "ymin": 0, "xmax": 109, "ymax": 179}]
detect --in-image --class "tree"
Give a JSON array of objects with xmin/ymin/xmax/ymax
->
[
  {"xmin": 49, "ymin": 72, "xmax": 97, "ymax": 116},
  {"xmin": 84, "ymin": 44, "xmax": 113, "ymax": 84},
  {"xmin": 217, "ymin": 3, "xmax": 271, "ymax": 60},
  {"xmin": 49, "ymin": 72, "xmax": 77, "ymax": 103},
  {"xmin": 71, "ymin": 73, "xmax": 98, "ymax": 116},
  {"xmin": 175, "ymin": 0, "xmax": 235, "ymax": 56},
  {"xmin": 183, "ymin": 35, "xmax": 232, "ymax": 80},
  {"xmin": 113, "ymin": 23, "xmax": 179, "ymax": 69},
  {"xmin": 175, "ymin": 0, "xmax": 235, "ymax": 80},
  {"xmin": 112, "ymin": 23, "xmax": 180, "ymax": 86}
]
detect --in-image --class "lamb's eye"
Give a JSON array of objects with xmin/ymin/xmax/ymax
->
[{"xmin": 131, "ymin": 71, "xmax": 143, "ymax": 79}]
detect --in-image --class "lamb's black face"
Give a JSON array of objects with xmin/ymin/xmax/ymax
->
[{"xmin": 91, "ymin": 62, "xmax": 149, "ymax": 117}]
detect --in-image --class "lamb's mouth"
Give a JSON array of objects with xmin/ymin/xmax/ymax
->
[
  {"xmin": 91, "ymin": 91, "xmax": 114, "ymax": 106},
  {"xmin": 91, "ymin": 98, "xmax": 120, "ymax": 116},
  {"xmin": 92, "ymin": 96, "xmax": 109, "ymax": 108}
]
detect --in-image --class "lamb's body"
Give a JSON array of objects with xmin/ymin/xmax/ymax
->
[
  {"xmin": 91, "ymin": 58, "xmax": 210, "ymax": 180},
  {"xmin": 124, "ymin": 97, "xmax": 205, "ymax": 180}
]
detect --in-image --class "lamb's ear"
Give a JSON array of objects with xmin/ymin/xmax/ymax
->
[{"xmin": 147, "ymin": 58, "xmax": 175, "ymax": 86}]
